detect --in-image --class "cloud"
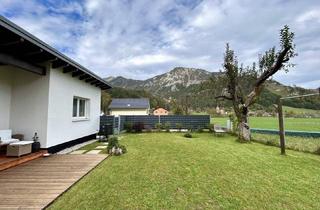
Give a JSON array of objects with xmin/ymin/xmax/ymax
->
[
  {"xmin": 296, "ymin": 9, "xmax": 320, "ymax": 23},
  {"xmin": 0, "ymin": 0, "xmax": 319, "ymax": 88}
]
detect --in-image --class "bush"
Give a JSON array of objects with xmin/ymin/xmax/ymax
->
[
  {"xmin": 187, "ymin": 126, "xmax": 194, "ymax": 133},
  {"xmin": 119, "ymin": 144, "xmax": 127, "ymax": 154},
  {"xmin": 124, "ymin": 122, "xmax": 134, "ymax": 133},
  {"xmin": 164, "ymin": 122, "xmax": 171, "ymax": 132},
  {"xmin": 176, "ymin": 123, "xmax": 183, "ymax": 132},
  {"xmin": 155, "ymin": 123, "xmax": 162, "ymax": 131},
  {"xmin": 184, "ymin": 132, "xmax": 192, "ymax": 138},
  {"xmin": 144, "ymin": 125, "xmax": 152, "ymax": 133},
  {"xmin": 107, "ymin": 136, "xmax": 127, "ymax": 155},
  {"xmin": 133, "ymin": 122, "xmax": 144, "ymax": 133},
  {"xmin": 196, "ymin": 126, "xmax": 203, "ymax": 133},
  {"xmin": 107, "ymin": 136, "xmax": 119, "ymax": 151}
]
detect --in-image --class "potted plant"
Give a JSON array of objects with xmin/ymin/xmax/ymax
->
[{"xmin": 32, "ymin": 132, "xmax": 41, "ymax": 152}]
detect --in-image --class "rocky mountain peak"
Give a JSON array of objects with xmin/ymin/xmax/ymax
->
[{"xmin": 105, "ymin": 67, "xmax": 217, "ymax": 93}]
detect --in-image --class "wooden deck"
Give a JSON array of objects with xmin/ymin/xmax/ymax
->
[
  {"xmin": 0, "ymin": 154, "xmax": 107, "ymax": 210},
  {"xmin": 0, "ymin": 151, "xmax": 47, "ymax": 171}
]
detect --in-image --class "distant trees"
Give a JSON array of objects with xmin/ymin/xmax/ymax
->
[
  {"xmin": 216, "ymin": 25, "xmax": 297, "ymax": 141},
  {"xmin": 101, "ymin": 91, "xmax": 111, "ymax": 114}
]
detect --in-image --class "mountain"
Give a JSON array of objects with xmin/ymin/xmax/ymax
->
[
  {"xmin": 105, "ymin": 67, "xmax": 221, "ymax": 95},
  {"xmin": 105, "ymin": 67, "xmax": 319, "ymax": 111},
  {"xmin": 105, "ymin": 76, "xmax": 144, "ymax": 89}
]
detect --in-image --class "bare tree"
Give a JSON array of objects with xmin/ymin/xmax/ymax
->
[{"xmin": 216, "ymin": 25, "xmax": 297, "ymax": 141}]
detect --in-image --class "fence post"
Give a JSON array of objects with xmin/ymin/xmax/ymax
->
[
  {"xmin": 118, "ymin": 116, "xmax": 121, "ymax": 135},
  {"xmin": 278, "ymin": 98, "xmax": 286, "ymax": 155}
]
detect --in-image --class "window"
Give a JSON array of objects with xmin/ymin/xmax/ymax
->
[{"xmin": 72, "ymin": 97, "xmax": 89, "ymax": 120}]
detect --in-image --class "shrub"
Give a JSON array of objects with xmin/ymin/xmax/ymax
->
[
  {"xmin": 164, "ymin": 122, "xmax": 171, "ymax": 132},
  {"xmin": 155, "ymin": 123, "xmax": 162, "ymax": 131},
  {"xmin": 107, "ymin": 136, "xmax": 127, "ymax": 155},
  {"xmin": 144, "ymin": 125, "xmax": 152, "ymax": 133},
  {"xmin": 176, "ymin": 123, "xmax": 183, "ymax": 132},
  {"xmin": 133, "ymin": 122, "xmax": 144, "ymax": 133},
  {"xmin": 119, "ymin": 144, "xmax": 127, "ymax": 154},
  {"xmin": 124, "ymin": 122, "xmax": 134, "ymax": 133},
  {"xmin": 107, "ymin": 136, "xmax": 119, "ymax": 151},
  {"xmin": 184, "ymin": 132, "xmax": 192, "ymax": 138},
  {"xmin": 196, "ymin": 126, "xmax": 203, "ymax": 133}
]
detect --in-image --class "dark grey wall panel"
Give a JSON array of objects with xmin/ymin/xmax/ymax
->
[{"xmin": 100, "ymin": 115, "xmax": 210, "ymax": 133}]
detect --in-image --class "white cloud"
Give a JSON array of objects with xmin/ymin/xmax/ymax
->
[
  {"xmin": 190, "ymin": 1, "xmax": 224, "ymax": 28},
  {"xmin": 119, "ymin": 54, "xmax": 177, "ymax": 67},
  {"xmin": 296, "ymin": 9, "xmax": 320, "ymax": 23}
]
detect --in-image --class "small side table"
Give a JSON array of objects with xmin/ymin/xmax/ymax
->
[{"xmin": 7, "ymin": 141, "xmax": 33, "ymax": 157}]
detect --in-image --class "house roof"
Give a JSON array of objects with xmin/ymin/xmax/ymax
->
[
  {"xmin": 0, "ymin": 15, "xmax": 111, "ymax": 90},
  {"xmin": 109, "ymin": 98, "xmax": 150, "ymax": 109}
]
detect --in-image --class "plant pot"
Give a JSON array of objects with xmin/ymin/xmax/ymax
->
[{"xmin": 32, "ymin": 142, "xmax": 41, "ymax": 153}]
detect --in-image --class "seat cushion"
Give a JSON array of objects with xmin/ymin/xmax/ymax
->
[
  {"xmin": 0, "ymin": 138, "xmax": 20, "ymax": 145},
  {"xmin": 9, "ymin": 141, "xmax": 33, "ymax": 146}
]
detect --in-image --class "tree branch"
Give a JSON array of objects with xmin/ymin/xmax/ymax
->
[
  {"xmin": 255, "ymin": 46, "xmax": 290, "ymax": 87},
  {"xmin": 245, "ymin": 46, "xmax": 290, "ymax": 107}
]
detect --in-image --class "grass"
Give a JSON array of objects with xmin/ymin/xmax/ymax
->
[
  {"xmin": 283, "ymin": 106, "xmax": 320, "ymax": 115},
  {"xmin": 49, "ymin": 133, "xmax": 320, "ymax": 209},
  {"xmin": 212, "ymin": 117, "xmax": 320, "ymax": 131},
  {"xmin": 252, "ymin": 133, "xmax": 320, "ymax": 154}
]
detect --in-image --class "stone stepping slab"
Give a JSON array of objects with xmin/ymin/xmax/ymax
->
[
  {"xmin": 95, "ymin": 146, "xmax": 107, "ymax": 149},
  {"xmin": 86, "ymin": 150, "xmax": 101, "ymax": 154}
]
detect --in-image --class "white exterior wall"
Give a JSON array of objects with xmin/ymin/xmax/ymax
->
[
  {"xmin": 0, "ymin": 67, "xmax": 13, "ymax": 129},
  {"xmin": 8, "ymin": 66, "xmax": 49, "ymax": 147},
  {"xmin": 110, "ymin": 108, "xmax": 149, "ymax": 116},
  {"xmin": 46, "ymin": 68, "xmax": 101, "ymax": 148}
]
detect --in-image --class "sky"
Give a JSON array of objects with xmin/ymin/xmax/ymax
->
[{"xmin": 0, "ymin": 0, "xmax": 319, "ymax": 88}]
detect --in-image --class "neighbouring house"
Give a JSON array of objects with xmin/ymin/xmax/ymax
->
[
  {"xmin": 0, "ymin": 16, "xmax": 111, "ymax": 153},
  {"xmin": 153, "ymin": 108, "xmax": 169, "ymax": 115},
  {"xmin": 108, "ymin": 98, "xmax": 150, "ymax": 116}
]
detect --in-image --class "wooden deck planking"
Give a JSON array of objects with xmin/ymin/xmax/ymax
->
[
  {"xmin": 0, "ymin": 151, "xmax": 47, "ymax": 171},
  {"xmin": 0, "ymin": 154, "xmax": 107, "ymax": 210}
]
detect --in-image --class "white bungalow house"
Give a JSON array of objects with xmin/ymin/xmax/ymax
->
[{"xmin": 0, "ymin": 16, "xmax": 111, "ymax": 153}]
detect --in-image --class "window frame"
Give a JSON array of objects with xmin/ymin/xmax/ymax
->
[{"xmin": 72, "ymin": 96, "xmax": 90, "ymax": 121}]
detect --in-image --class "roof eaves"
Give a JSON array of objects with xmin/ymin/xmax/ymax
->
[{"xmin": 0, "ymin": 15, "xmax": 112, "ymax": 89}]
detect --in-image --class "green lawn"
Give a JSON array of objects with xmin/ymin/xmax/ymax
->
[
  {"xmin": 283, "ymin": 106, "xmax": 320, "ymax": 115},
  {"xmin": 49, "ymin": 133, "xmax": 320, "ymax": 209},
  {"xmin": 252, "ymin": 133, "xmax": 320, "ymax": 154},
  {"xmin": 212, "ymin": 117, "xmax": 320, "ymax": 131}
]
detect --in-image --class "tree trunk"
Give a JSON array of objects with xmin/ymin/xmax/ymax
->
[
  {"xmin": 237, "ymin": 107, "xmax": 251, "ymax": 142},
  {"xmin": 238, "ymin": 120, "xmax": 251, "ymax": 142}
]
